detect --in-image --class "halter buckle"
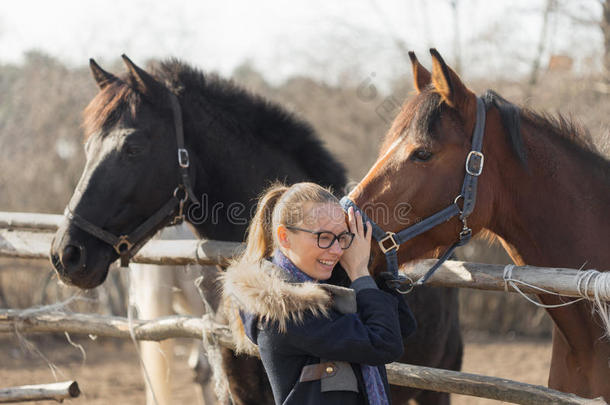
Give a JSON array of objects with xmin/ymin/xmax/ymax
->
[
  {"xmin": 114, "ymin": 235, "xmax": 133, "ymax": 255},
  {"xmin": 178, "ymin": 148, "xmax": 190, "ymax": 168},
  {"xmin": 459, "ymin": 227, "xmax": 472, "ymax": 241},
  {"xmin": 173, "ymin": 185, "xmax": 189, "ymax": 202},
  {"xmin": 378, "ymin": 232, "xmax": 400, "ymax": 254},
  {"xmin": 465, "ymin": 151, "xmax": 484, "ymax": 176},
  {"xmin": 387, "ymin": 274, "xmax": 415, "ymax": 294}
]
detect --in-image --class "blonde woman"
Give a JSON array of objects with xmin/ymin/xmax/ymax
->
[{"xmin": 223, "ymin": 182, "xmax": 415, "ymax": 405}]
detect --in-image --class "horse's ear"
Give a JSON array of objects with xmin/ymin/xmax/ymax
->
[
  {"xmin": 429, "ymin": 48, "xmax": 475, "ymax": 110},
  {"xmin": 121, "ymin": 54, "xmax": 164, "ymax": 100},
  {"xmin": 409, "ymin": 51, "xmax": 431, "ymax": 93},
  {"xmin": 89, "ymin": 59, "xmax": 117, "ymax": 90}
]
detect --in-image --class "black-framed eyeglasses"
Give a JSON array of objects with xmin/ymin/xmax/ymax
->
[{"xmin": 285, "ymin": 226, "xmax": 355, "ymax": 250}]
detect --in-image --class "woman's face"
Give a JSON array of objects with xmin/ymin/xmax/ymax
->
[{"xmin": 279, "ymin": 202, "xmax": 347, "ymax": 280}]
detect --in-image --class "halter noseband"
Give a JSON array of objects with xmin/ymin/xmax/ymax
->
[
  {"xmin": 341, "ymin": 96, "xmax": 487, "ymax": 293},
  {"xmin": 65, "ymin": 93, "xmax": 197, "ymax": 267}
]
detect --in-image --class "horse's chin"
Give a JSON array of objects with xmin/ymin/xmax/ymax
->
[
  {"xmin": 69, "ymin": 268, "xmax": 108, "ymax": 290},
  {"xmin": 53, "ymin": 261, "xmax": 111, "ymax": 290}
]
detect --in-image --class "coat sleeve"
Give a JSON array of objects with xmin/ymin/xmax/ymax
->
[{"xmin": 268, "ymin": 287, "xmax": 404, "ymax": 366}]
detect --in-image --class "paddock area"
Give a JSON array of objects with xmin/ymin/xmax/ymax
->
[
  {"xmin": 3, "ymin": 213, "xmax": 606, "ymax": 404},
  {"xmin": 0, "ymin": 334, "xmax": 551, "ymax": 405}
]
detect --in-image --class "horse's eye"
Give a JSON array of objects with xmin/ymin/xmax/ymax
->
[
  {"xmin": 411, "ymin": 149, "xmax": 433, "ymax": 162},
  {"xmin": 125, "ymin": 144, "xmax": 143, "ymax": 157}
]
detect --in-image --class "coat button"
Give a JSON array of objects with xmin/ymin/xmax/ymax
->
[{"xmin": 326, "ymin": 366, "xmax": 334, "ymax": 374}]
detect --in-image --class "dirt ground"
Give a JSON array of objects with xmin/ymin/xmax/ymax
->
[{"xmin": 0, "ymin": 333, "xmax": 552, "ymax": 405}]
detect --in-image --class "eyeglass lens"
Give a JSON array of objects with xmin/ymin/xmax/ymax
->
[{"xmin": 317, "ymin": 232, "xmax": 353, "ymax": 249}]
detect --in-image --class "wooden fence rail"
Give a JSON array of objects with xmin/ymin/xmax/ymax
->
[
  {"xmin": 2, "ymin": 227, "xmax": 607, "ymax": 301},
  {"xmin": 0, "ymin": 228, "xmax": 240, "ymax": 266},
  {"xmin": 0, "ymin": 212, "xmax": 63, "ymax": 231},
  {"xmin": 0, "ymin": 381, "xmax": 80, "ymax": 403},
  {"xmin": 0, "ymin": 309, "xmax": 604, "ymax": 405},
  {"xmin": 1, "ymin": 211, "xmax": 609, "ymax": 404}
]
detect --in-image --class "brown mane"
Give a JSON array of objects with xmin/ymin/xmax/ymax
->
[
  {"xmin": 482, "ymin": 90, "xmax": 607, "ymax": 170},
  {"xmin": 387, "ymin": 89, "xmax": 608, "ymax": 173}
]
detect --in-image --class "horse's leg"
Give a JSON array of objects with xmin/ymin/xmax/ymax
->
[
  {"xmin": 130, "ymin": 263, "xmax": 174, "ymax": 405},
  {"xmin": 389, "ymin": 286, "xmax": 463, "ymax": 405},
  {"xmin": 547, "ymin": 323, "xmax": 610, "ymax": 400},
  {"xmin": 414, "ymin": 390, "xmax": 451, "ymax": 405},
  {"xmin": 410, "ymin": 338, "xmax": 462, "ymax": 405},
  {"xmin": 390, "ymin": 330, "xmax": 460, "ymax": 405},
  {"xmin": 221, "ymin": 347, "xmax": 274, "ymax": 405},
  {"xmin": 189, "ymin": 344, "xmax": 216, "ymax": 405}
]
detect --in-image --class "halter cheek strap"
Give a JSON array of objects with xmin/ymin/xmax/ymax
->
[
  {"xmin": 341, "ymin": 96, "xmax": 487, "ymax": 292},
  {"xmin": 65, "ymin": 93, "xmax": 197, "ymax": 267}
]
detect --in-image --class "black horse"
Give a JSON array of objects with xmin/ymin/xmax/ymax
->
[{"xmin": 50, "ymin": 55, "xmax": 461, "ymax": 404}]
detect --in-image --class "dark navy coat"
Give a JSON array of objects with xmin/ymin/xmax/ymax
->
[{"xmin": 225, "ymin": 260, "xmax": 416, "ymax": 405}]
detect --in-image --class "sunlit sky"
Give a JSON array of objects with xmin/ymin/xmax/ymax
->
[{"xmin": 0, "ymin": 0, "xmax": 603, "ymax": 87}]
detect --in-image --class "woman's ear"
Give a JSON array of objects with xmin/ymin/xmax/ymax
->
[{"xmin": 277, "ymin": 225, "xmax": 291, "ymax": 249}]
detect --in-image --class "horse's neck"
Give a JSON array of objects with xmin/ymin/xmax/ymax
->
[
  {"xmin": 489, "ymin": 123, "xmax": 610, "ymax": 270},
  {"xmin": 489, "ymin": 123, "xmax": 610, "ymax": 361},
  {"xmin": 182, "ymin": 112, "xmax": 309, "ymax": 242},
  {"xmin": 185, "ymin": 151, "xmax": 262, "ymax": 242}
]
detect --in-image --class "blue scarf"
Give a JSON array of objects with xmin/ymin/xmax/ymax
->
[{"xmin": 271, "ymin": 249, "xmax": 389, "ymax": 405}]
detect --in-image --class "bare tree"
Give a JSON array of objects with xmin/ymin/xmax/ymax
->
[
  {"xmin": 529, "ymin": 0, "xmax": 557, "ymax": 88},
  {"xmin": 556, "ymin": 0, "xmax": 610, "ymax": 80},
  {"xmin": 449, "ymin": 0, "xmax": 462, "ymax": 74},
  {"xmin": 368, "ymin": 0, "xmax": 411, "ymax": 66},
  {"xmin": 602, "ymin": 0, "xmax": 610, "ymax": 79}
]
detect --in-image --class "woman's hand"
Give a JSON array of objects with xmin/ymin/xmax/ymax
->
[{"xmin": 339, "ymin": 207, "xmax": 373, "ymax": 281}]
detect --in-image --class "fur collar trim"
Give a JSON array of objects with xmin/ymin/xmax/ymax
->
[{"xmin": 221, "ymin": 259, "xmax": 356, "ymax": 355}]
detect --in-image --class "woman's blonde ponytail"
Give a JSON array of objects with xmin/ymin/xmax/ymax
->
[{"xmin": 240, "ymin": 183, "xmax": 289, "ymax": 264}]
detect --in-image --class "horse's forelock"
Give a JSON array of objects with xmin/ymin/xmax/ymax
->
[
  {"xmin": 82, "ymin": 81, "xmax": 140, "ymax": 142},
  {"xmin": 385, "ymin": 91, "xmax": 444, "ymax": 152}
]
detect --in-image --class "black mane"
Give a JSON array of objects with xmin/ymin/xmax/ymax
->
[
  {"xmin": 84, "ymin": 58, "xmax": 346, "ymax": 193},
  {"xmin": 154, "ymin": 59, "xmax": 346, "ymax": 192}
]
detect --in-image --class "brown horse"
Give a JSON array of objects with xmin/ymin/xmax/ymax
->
[{"xmin": 348, "ymin": 49, "xmax": 610, "ymax": 401}]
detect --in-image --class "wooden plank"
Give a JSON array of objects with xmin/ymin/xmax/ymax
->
[
  {"xmin": 0, "ymin": 230, "xmax": 52, "ymax": 260},
  {"xmin": 136, "ymin": 238, "xmax": 242, "ymax": 266},
  {"xmin": 2, "ymin": 227, "xmax": 605, "ymax": 301},
  {"xmin": 386, "ymin": 363, "xmax": 605, "ymax": 405},
  {"xmin": 0, "ymin": 381, "xmax": 80, "ymax": 403},
  {"xmin": 0, "ymin": 229, "xmax": 242, "ymax": 266},
  {"xmin": 0, "ymin": 212, "xmax": 62, "ymax": 231},
  {"xmin": 0, "ymin": 209, "xmax": 606, "ymax": 300},
  {"xmin": 403, "ymin": 260, "xmax": 609, "ymax": 300},
  {"xmin": 0, "ymin": 309, "xmax": 233, "ymax": 348},
  {"xmin": 1, "ymin": 309, "xmax": 603, "ymax": 404}
]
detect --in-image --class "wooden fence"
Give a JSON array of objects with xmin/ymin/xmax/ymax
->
[{"xmin": 0, "ymin": 211, "xmax": 607, "ymax": 404}]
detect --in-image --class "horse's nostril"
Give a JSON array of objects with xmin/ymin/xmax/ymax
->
[{"xmin": 61, "ymin": 245, "xmax": 83, "ymax": 268}]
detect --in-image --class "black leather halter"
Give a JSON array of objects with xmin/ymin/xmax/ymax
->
[
  {"xmin": 65, "ymin": 93, "xmax": 197, "ymax": 267},
  {"xmin": 341, "ymin": 96, "xmax": 487, "ymax": 292}
]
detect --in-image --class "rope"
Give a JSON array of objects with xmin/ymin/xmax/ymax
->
[
  {"xmin": 502, "ymin": 264, "xmax": 584, "ymax": 308},
  {"xmin": 194, "ymin": 269, "xmax": 234, "ymax": 405},
  {"xmin": 576, "ymin": 269, "xmax": 610, "ymax": 339},
  {"xmin": 503, "ymin": 264, "xmax": 610, "ymax": 339},
  {"xmin": 11, "ymin": 295, "xmax": 88, "ymax": 384}
]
